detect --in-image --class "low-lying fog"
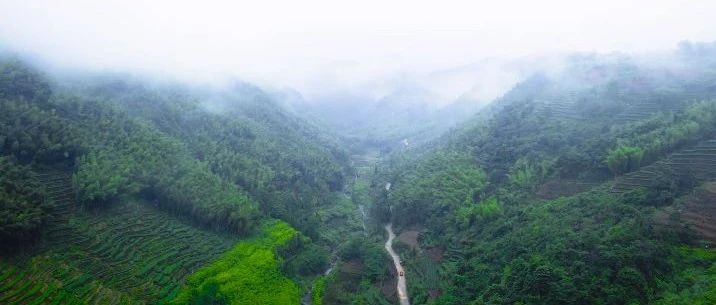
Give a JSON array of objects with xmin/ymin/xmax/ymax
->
[{"xmin": 2, "ymin": 0, "xmax": 715, "ymax": 129}]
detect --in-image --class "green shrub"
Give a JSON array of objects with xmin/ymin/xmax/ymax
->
[
  {"xmin": 285, "ymin": 243, "xmax": 329, "ymax": 276},
  {"xmin": 312, "ymin": 275, "xmax": 328, "ymax": 305}
]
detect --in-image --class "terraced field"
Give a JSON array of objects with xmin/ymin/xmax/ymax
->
[
  {"xmin": 613, "ymin": 99, "xmax": 686, "ymax": 123},
  {"xmin": 612, "ymin": 140, "xmax": 716, "ymax": 193},
  {"xmin": 533, "ymin": 91, "xmax": 688, "ymax": 124},
  {"xmin": 351, "ymin": 151, "xmax": 380, "ymax": 180},
  {"xmin": 680, "ymin": 183, "xmax": 716, "ymax": 243},
  {"xmin": 533, "ymin": 94, "xmax": 581, "ymax": 120},
  {"xmin": 654, "ymin": 182, "xmax": 716, "ymax": 245},
  {"xmin": 536, "ymin": 179, "xmax": 598, "ymax": 200},
  {"xmin": 0, "ymin": 172, "xmax": 237, "ymax": 305},
  {"xmin": 34, "ymin": 171, "xmax": 77, "ymax": 225}
]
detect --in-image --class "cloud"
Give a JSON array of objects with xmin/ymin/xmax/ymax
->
[{"xmin": 1, "ymin": 0, "xmax": 715, "ymax": 102}]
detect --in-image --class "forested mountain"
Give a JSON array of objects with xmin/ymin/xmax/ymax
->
[
  {"xmin": 2, "ymin": 41, "xmax": 716, "ymax": 305},
  {"xmin": 0, "ymin": 55, "xmax": 355, "ymax": 304},
  {"xmin": 61, "ymin": 76, "xmax": 350, "ymax": 238},
  {"xmin": 373, "ymin": 42, "xmax": 716, "ymax": 305},
  {"xmin": 1, "ymin": 55, "xmax": 352, "ymax": 235}
]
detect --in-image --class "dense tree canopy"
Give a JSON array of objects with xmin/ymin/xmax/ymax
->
[
  {"xmin": 3, "ymin": 44, "xmax": 716, "ymax": 305},
  {"xmin": 376, "ymin": 49, "xmax": 716, "ymax": 305},
  {"xmin": 72, "ymin": 78, "xmax": 351, "ymax": 237},
  {"xmin": 0, "ymin": 156, "xmax": 51, "ymax": 244}
]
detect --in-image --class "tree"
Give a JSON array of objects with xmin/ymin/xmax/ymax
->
[{"xmin": 607, "ymin": 146, "xmax": 644, "ymax": 176}]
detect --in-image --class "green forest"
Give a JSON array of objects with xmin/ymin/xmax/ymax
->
[
  {"xmin": 0, "ymin": 55, "xmax": 354, "ymax": 304},
  {"xmin": 1, "ymin": 40, "xmax": 716, "ymax": 305},
  {"xmin": 373, "ymin": 44, "xmax": 716, "ymax": 305}
]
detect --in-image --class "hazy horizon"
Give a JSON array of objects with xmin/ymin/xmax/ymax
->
[{"xmin": 2, "ymin": 0, "xmax": 715, "ymax": 103}]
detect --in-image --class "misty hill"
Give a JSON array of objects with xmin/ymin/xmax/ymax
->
[
  {"xmin": 0, "ymin": 56, "xmax": 362, "ymax": 304},
  {"xmin": 278, "ymin": 59, "xmax": 522, "ymax": 154},
  {"xmin": 372, "ymin": 42, "xmax": 716, "ymax": 305},
  {"xmin": 3, "ymin": 1, "xmax": 716, "ymax": 304},
  {"xmin": 2, "ymin": 41, "xmax": 716, "ymax": 305},
  {"xmin": 55, "ymin": 71, "xmax": 354, "ymax": 237}
]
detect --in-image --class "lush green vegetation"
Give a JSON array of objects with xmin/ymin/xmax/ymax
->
[
  {"xmin": 170, "ymin": 221, "xmax": 301, "ymax": 305},
  {"xmin": 312, "ymin": 275, "xmax": 327, "ymax": 305},
  {"xmin": 308, "ymin": 151, "xmax": 396, "ymax": 305},
  {"xmin": 375, "ymin": 45, "xmax": 716, "ymax": 305},
  {"xmin": 4, "ymin": 43, "xmax": 716, "ymax": 305},
  {"xmin": 0, "ymin": 156, "xmax": 51, "ymax": 244},
  {"xmin": 321, "ymin": 235, "xmax": 393, "ymax": 305},
  {"xmin": 388, "ymin": 152, "xmax": 487, "ymax": 228},
  {"xmin": 64, "ymin": 97, "xmax": 263, "ymax": 233},
  {"xmin": 0, "ymin": 199, "xmax": 238, "ymax": 304},
  {"xmin": 0, "ymin": 56, "xmax": 352, "ymax": 304},
  {"xmin": 1, "ymin": 59, "xmax": 258, "ymax": 235},
  {"xmin": 0, "ymin": 56, "xmax": 80, "ymax": 177},
  {"xmin": 655, "ymin": 246, "xmax": 716, "ymax": 305},
  {"xmin": 607, "ymin": 145, "xmax": 644, "ymax": 175},
  {"xmin": 77, "ymin": 78, "xmax": 350, "ymax": 237},
  {"xmin": 609, "ymin": 100, "xmax": 716, "ymax": 173},
  {"xmin": 0, "ymin": 54, "xmax": 355, "ymax": 239},
  {"xmin": 0, "ymin": 57, "xmax": 50, "ymax": 105},
  {"xmin": 439, "ymin": 188, "xmax": 676, "ymax": 304}
]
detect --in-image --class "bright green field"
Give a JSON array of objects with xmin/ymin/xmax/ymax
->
[{"xmin": 169, "ymin": 221, "xmax": 301, "ymax": 305}]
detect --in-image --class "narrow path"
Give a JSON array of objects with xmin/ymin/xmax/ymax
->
[{"xmin": 385, "ymin": 224, "xmax": 410, "ymax": 305}]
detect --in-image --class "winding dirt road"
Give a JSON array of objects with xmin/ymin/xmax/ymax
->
[{"xmin": 385, "ymin": 224, "xmax": 410, "ymax": 305}]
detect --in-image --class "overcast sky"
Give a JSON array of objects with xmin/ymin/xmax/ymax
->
[{"xmin": 1, "ymin": 0, "xmax": 715, "ymax": 100}]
